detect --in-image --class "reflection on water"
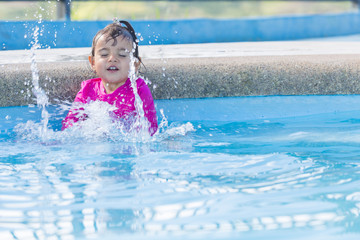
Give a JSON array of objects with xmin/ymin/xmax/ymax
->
[{"xmin": 1, "ymin": 109, "xmax": 360, "ymax": 239}]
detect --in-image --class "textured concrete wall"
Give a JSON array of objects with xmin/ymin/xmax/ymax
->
[{"xmin": 1, "ymin": 54, "xmax": 360, "ymax": 107}]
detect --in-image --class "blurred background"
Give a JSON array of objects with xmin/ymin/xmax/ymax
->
[
  {"xmin": 1, "ymin": 1, "xmax": 360, "ymax": 50},
  {"xmin": 0, "ymin": 1, "xmax": 357, "ymax": 21}
]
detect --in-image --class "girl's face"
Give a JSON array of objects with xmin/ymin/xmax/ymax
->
[{"xmin": 89, "ymin": 35, "xmax": 139, "ymax": 93}]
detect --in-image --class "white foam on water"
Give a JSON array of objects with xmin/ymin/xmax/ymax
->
[{"xmin": 14, "ymin": 101, "xmax": 195, "ymax": 145}]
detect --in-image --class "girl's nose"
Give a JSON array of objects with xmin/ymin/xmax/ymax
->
[{"xmin": 108, "ymin": 53, "xmax": 118, "ymax": 62}]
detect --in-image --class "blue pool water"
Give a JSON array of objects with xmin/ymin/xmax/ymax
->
[{"xmin": 1, "ymin": 95, "xmax": 360, "ymax": 240}]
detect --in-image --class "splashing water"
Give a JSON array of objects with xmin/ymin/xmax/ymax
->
[
  {"xmin": 14, "ymin": 16, "xmax": 194, "ymax": 143},
  {"xmin": 30, "ymin": 25, "xmax": 50, "ymax": 141},
  {"xmin": 127, "ymin": 44, "xmax": 151, "ymax": 142},
  {"xmin": 14, "ymin": 30, "xmax": 194, "ymax": 144}
]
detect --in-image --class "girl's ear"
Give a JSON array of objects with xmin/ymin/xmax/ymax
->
[
  {"xmin": 134, "ymin": 57, "xmax": 141, "ymax": 72},
  {"xmin": 88, "ymin": 55, "xmax": 95, "ymax": 70}
]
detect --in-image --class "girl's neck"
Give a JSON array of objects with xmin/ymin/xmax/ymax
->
[{"xmin": 102, "ymin": 79, "xmax": 127, "ymax": 94}]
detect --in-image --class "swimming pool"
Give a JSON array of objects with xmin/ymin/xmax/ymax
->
[{"xmin": 1, "ymin": 95, "xmax": 360, "ymax": 240}]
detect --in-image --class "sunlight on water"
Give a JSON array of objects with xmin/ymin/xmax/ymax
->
[
  {"xmin": 2, "ymin": 101, "xmax": 360, "ymax": 240},
  {"xmin": 1, "ymin": 128, "xmax": 360, "ymax": 240},
  {"xmin": 2, "ymin": 39, "xmax": 360, "ymax": 238}
]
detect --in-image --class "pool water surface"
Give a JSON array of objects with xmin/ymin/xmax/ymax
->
[{"xmin": 1, "ymin": 95, "xmax": 360, "ymax": 240}]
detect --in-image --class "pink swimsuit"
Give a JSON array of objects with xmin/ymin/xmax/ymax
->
[{"xmin": 62, "ymin": 77, "xmax": 158, "ymax": 135}]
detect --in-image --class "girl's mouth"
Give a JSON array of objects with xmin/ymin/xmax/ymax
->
[{"xmin": 107, "ymin": 66, "xmax": 119, "ymax": 71}]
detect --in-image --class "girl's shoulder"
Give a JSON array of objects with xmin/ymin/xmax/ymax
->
[
  {"xmin": 76, "ymin": 78, "xmax": 103, "ymax": 101},
  {"xmin": 135, "ymin": 77, "xmax": 154, "ymax": 99},
  {"xmin": 135, "ymin": 77, "xmax": 149, "ymax": 89}
]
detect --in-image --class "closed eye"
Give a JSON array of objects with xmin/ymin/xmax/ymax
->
[
  {"xmin": 119, "ymin": 51, "xmax": 128, "ymax": 57},
  {"xmin": 98, "ymin": 48, "xmax": 110, "ymax": 57}
]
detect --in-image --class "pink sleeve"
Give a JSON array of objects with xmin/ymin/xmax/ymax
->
[
  {"xmin": 138, "ymin": 80, "xmax": 158, "ymax": 135},
  {"xmin": 61, "ymin": 82, "xmax": 87, "ymax": 130}
]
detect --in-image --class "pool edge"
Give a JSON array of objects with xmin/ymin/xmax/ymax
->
[{"xmin": 1, "ymin": 54, "xmax": 360, "ymax": 107}]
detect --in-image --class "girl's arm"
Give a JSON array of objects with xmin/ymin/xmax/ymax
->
[{"xmin": 61, "ymin": 82, "xmax": 88, "ymax": 130}]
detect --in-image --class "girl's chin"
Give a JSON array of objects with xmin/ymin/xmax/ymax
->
[{"xmin": 102, "ymin": 78, "xmax": 128, "ymax": 84}]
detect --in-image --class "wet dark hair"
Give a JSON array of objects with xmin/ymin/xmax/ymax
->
[{"xmin": 91, "ymin": 20, "xmax": 140, "ymax": 62}]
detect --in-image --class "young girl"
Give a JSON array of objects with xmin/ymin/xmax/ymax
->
[{"xmin": 62, "ymin": 20, "xmax": 158, "ymax": 135}]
